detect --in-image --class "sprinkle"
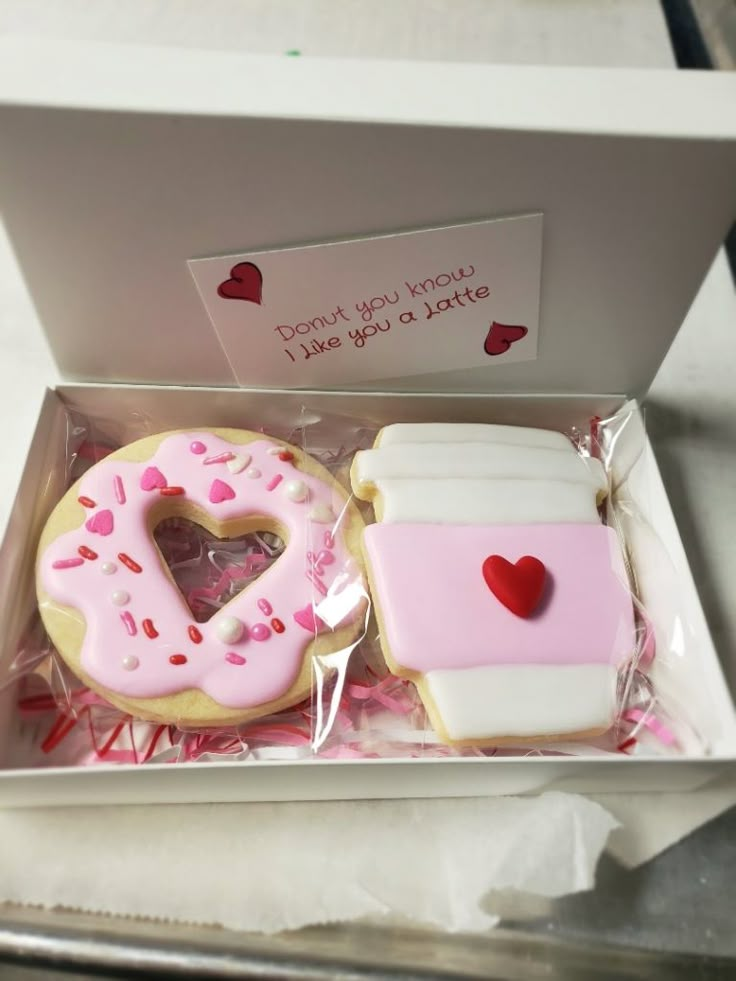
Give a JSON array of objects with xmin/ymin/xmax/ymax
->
[
  {"xmin": 78, "ymin": 496, "xmax": 96, "ymax": 508},
  {"xmin": 78, "ymin": 545, "xmax": 98, "ymax": 561},
  {"xmin": 204, "ymin": 451, "xmax": 236, "ymax": 465},
  {"xmin": 118, "ymin": 552, "xmax": 142, "ymax": 573},
  {"xmin": 216, "ymin": 616, "xmax": 245, "ymax": 644},
  {"xmin": 101, "ymin": 561, "xmax": 117, "ymax": 575},
  {"xmin": 267, "ymin": 447, "xmax": 282, "ymax": 455},
  {"xmin": 225, "ymin": 652, "xmax": 246, "ymax": 665},
  {"xmin": 122, "ymin": 655, "xmax": 139, "ymax": 671},
  {"xmin": 251, "ymin": 623, "xmax": 271, "ymax": 642},
  {"xmin": 271, "ymin": 618, "xmax": 285, "ymax": 633},
  {"xmin": 188, "ymin": 625, "xmax": 203, "ymax": 644},
  {"xmin": 111, "ymin": 590, "xmax": 130, "ymax": 606},
  {"xmin": 85, "ymin": 509, "xmax": 114, "ymax": 536},
  {"xmin": 208, "ymin": 478, "xmax": 235, "ymax": 504},
  {"xmin": 278, "ymin": 450, "xmax": 294, "ymax": 462},
  {"xmin": 257, "ymin": 598, "xmax": 273, "ymax": 616},
  {"xmin": 140, "ymin": 466, "xmax": 167, "ymax": 491},
  {"xmin": 306, "ymin": 569, "xmax": 328, "ymax": 596},
  {"xmin": 226, "ymin": 453, "xmax": 250, "ymax": 474},
  {"xmin": 169, "ymin": 654, "xmax": 187, "ymax": 666},
  {"xmin": 113, "ymin": 475, "xmax": 126, "ymax": 505},
  {"xmin": 120, "ymin": 611, "xmax": 137, "ymax": 636},
  {"xmin": 246, "ymin": 468, "xmax": 261, "ymax": 479},
  {"xmin": 52, "ymin": 557, "xmax": 84, "ymax": 570},
  {"xmin": 266, "ymin": 474, "xmax": 283, "ymax": 492},
  {"xmin": 324, "ymin": 531, "xmax": 335, "ymax": 549},
  {"xmin": 284, "ymin": 479, "xmax": 308, "ymax": 502},
  {"xmin": 142, "ymin": 618, "xmax": 158, "ymax": 639},
  {"xmin": 190, "ymin": 440, "xmax": 207, "ymax": 455},
  {"xmin": 160, "ymin": 486, "xmax": 186, "ymax": 496},
  {"xmin": 308, "ymin": 503, "xmax": 334, "ymax": 524}
]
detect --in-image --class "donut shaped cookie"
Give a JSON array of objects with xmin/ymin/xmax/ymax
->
[{"xmin": 37, "ymin": 429, "xmax": 365, "ymax": 726}]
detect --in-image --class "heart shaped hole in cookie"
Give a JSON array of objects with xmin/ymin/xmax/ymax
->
[{"xmin": 153, "ymin": 517, "xmax": 285, "ymax": 623}]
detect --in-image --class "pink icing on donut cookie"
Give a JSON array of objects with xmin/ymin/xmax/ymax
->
[{"xmin": 40, "ymin": 432, "xmax": 359, "ymax": 710}]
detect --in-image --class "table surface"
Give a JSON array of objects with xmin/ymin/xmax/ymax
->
[{"xmin": 1, "ymin": 1, "xmax": 735, "ymax": 975}]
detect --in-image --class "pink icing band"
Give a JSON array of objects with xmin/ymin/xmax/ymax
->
[
  {"xmin": 363, "ymin": 522, "xmax": 634, "ymax": 673},
  {"xmin": 41, "ymin": 433, "xmax": 358, "ymax": 709}
]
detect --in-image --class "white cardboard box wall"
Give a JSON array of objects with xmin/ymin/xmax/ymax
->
[{"xmin": 0, "ymin": 40, "xmax": 735, "ymax": 804}]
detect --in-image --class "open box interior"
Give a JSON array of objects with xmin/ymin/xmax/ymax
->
[
  {"xmin": 0, "ymin": 383, "xmax": 735, "ymax": 805},
  {"xmin": 1, "ymin": 41, "xmax": 736, "ymax": 803}
]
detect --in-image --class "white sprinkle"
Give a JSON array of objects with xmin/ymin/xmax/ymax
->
[
  {"xmin": 122, "ymin": 655, "xmax": 139, "ymax": 671},
  {"xmin": 101, "ymin": 562, "xmax": 117, "ymax": 575},
  {"xmin": 216, "ymin": 616, "xmax": 245, "ymax": 644},
  {"xmin": 308, "ymin": 503, "xmax": 335, "ymax": 524},
  {"xmin": 227, "ymin": 453, "xmax": 250, "ymax": 474},
  {"xmin": 111, "ymin": 590, "xmax": 130, "ymax": 606},
  {"xmin": 284, "ymin": 479, "xmax": 309, "ymax": 503},
  {"xmin": 246, "ymin": 468, "xmax": 261, "ymax": 479}
]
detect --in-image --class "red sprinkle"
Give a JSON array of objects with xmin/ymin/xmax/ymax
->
[
  {"xmin": 618, "ymin": 737, "xmax": 637, "ymax": 753},
  {"xmin": 169, "ymin": 654, "xmax": 187, "ymax": 666},
  {"xmin": 188, "ymin": 625, "xmax": 202, "ymax": 644},
  {"xmin": 271, "ymin": 618, "xmax": 285, "ymax": 633},
  {"xmin": 118, "ymin": 552, "xmax": 142, "ymax": 573},
  {"xmin": 160, "ymin": 486, "xmax": 186, "ymax": 496},
  {"xmin": 78, "ymin": 545, "xmax": 98, "ymax": 561},
  {"xmin": 78, "ymin": 496, "xmax": 96, "ymax": 508},
  {"xmin": 142, "ymin": 618, "xmax": 159, "ymax": 639},
  {"xmin": 278, "ymin": 450, "xmax": 294, "ymax": 462}
]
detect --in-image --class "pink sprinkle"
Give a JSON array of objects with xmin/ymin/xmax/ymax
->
[
  {"xmin": 251, "ymin": 623, "xmax": 271, "ymax": 642},
  {"xmin": 114, "ymin": 475, "xmax": 126, "ymax": 505},
  {"xmin": 225, "ymin": 652, "xmax": 246, "ymax": 665},
  {"xmin": 190, "ymin": 440, "xmax": 207, "ymax": 455},
  {"xmin": 257, "ymin": 598, "xmax": 273, "ymax": 616},
  {"xmin": 120, "ymin": 611, "xmax": 137, "ymax": 636},
  {"xmin": 266, "ymin": 474, "xmax": 283, "ymax": 492},
  {"xmin": 324, "ymin": 531, "xmax": 335, "ymax": 549},
  {"xmin": 208, "ymin": 478, "xmax": 235, "ymax": 504},
  {"xmin": 204, "ymin": 452, "xmax": 236, "ymax": 465},
  {"xmin": 52, "ymin": 557, "xmax": 84, "ymax": 570},
  {"xmin": 306, "ymin": 569, "xmax": 328, "ymax": 596}
]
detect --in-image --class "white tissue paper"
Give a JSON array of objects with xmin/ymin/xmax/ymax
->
[{"xmin": 0, "ymin": 792, "xmax": 616, "ymax": 933}]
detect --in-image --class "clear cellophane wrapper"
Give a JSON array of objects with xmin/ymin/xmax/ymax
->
[{"xmin": 4, "ymin": 401, "xmax": 709, "ymax": 769}]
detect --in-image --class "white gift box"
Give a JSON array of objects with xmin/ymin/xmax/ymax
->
[{"xmin": 0, "ymin": 38, "xmax": 735, "ymax": 806}]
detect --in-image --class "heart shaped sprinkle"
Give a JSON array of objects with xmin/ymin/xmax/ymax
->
[
  {"xmin": 293, "ymin": 604, "xmax": 327, "ymax": 633},
  {"xmin": 140, "ymin": 466, "xmax": 167, "ymax": 491},
  {"xmin": 208, "ymin": 478, "xmax": 236, "ymax": 504},
  {"xmin": 481, "ymin": 554, "xmax": 546, "ymax": 618},
  {"xmin": 85, "ymin": 509, "xmax": 114, "ymax": 536}
]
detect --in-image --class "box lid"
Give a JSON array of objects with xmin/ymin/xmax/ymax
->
[{"xmin": 1, "ymin": 38, "xmax": 735, "ymax": 395}]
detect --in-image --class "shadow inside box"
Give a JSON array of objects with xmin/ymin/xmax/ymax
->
[
  {"xmin": 641, "ymin": 399, "xmax": 736, "ymax": 696},
  {"xmin": 498, "ymin": 802, "xmax": 736, "ymax": 961}
]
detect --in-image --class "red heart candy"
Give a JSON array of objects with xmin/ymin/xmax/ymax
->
[
  {"xmin": 482, "ymin": 554, "xmax": 546, "ymax": 618},
  {"xmin": 217, "ymin": 262, "xmax": 263, "ymax": 304},
  {"xmin": 483, "ymin": 321, "xmax": 528, "ymax": 357}
]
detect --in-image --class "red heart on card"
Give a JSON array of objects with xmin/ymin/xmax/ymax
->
[
  {"xmin": 483, "ymin": 321, "xmax": 528, "ymax": 356},
  {"xmin": 217, "ymin": 262, "xmax": 263, "ymax": 304},
  {"xmin": 482, "ymin": 554, "xmax": 546, "ymax": 618}
]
